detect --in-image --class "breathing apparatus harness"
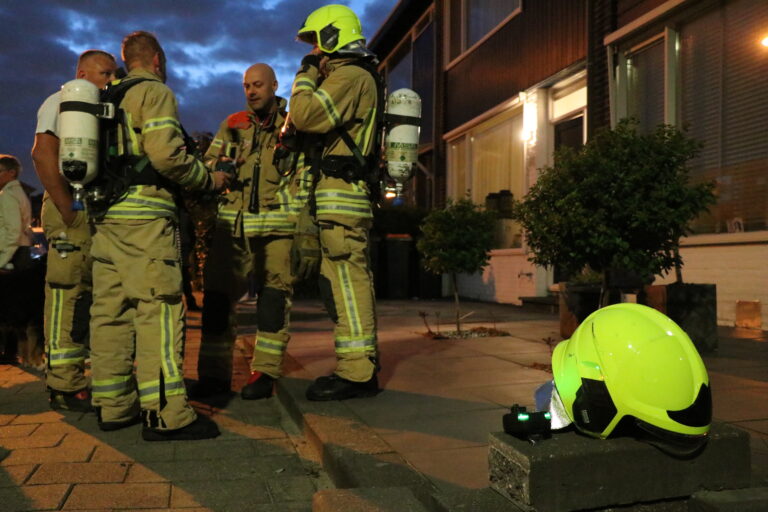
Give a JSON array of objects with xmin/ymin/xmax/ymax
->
[{"xmin": 59, "ymin": 76, "xmax": 192, "ymax": 219}]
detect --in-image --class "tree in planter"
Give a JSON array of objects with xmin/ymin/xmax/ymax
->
[
  {"xmin": 417, "ymin": 199, "xmax": 496, "ymax": 333},
  {"xmin": 512, "ymin": 119, "xmax": 716, "ymax": 306}
]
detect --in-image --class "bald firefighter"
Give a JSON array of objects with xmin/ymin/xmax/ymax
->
[
  {"xmin": 192, "ymin": 63, "xmax": 311, "ymax": 400},
  {"xmin": 32, "ymin": 50, "xmax": 117, "ymax": 412},
  {"xmin": 290, "ymin": 4, "xmax": 382, "ymax": 400},
  {"xmin": 89, "ymin": 31, "xmax": 228, "ymax": 440}
]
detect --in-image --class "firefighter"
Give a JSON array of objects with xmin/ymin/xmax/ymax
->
[
  {"xmin": 31, "ymin": 50, "xmax": 118, "ymax": 412},
  {"xmin": 290, "ymin": 4, "xmax": 382, "ymax": 400},
  {"xmin": 192, "ymin": 63, "xmax": 310, "ymax": 401},
  {"xmin": 88, "ymin": 31, "xmax": 229, "ymax": 440}
]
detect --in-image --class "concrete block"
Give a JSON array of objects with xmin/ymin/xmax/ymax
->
[
  {"xmin": 689, "ymin": 487, "xmax": 768, "ymax": 512},
  {"xmin": 488, "ymin": 422, "xmax": 750, "ymax": 512},
  {"xmin": 312, "ymin": 487, "xmax": 428, "ymax": 512}
]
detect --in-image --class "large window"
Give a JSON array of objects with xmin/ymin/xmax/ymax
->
[
  {"xmin": 447, "ymin": 109, "xmax": 524, "ymax": 248},
  {"xmin": 447, "ymin": 0, "xmax": 521, "ymax": 65},
  {"xmin": 679, "ymin": 0, "xmax": 768, "ymax": 234},
  {"xmin": 381, "ymin": 10, "xmax": 434, "ymax": 145},
  {"xmin": 612, "ymin": 0, "xmax": 768, "ymax": 235}
]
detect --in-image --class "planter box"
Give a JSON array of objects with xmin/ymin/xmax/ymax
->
[
  {"xmin": 643, "ymin": 283, "xmax": 718, "ymax": 354},
  {"xmin": 558, "ymin": 282, "xmax": 601, "ymax": 338}
]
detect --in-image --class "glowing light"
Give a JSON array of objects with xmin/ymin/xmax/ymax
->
[
  {"xmin": 762, "ymin": 36, "xmax": 768, "ymax": 47},
  {"xmin": 521, "ymin": 93, "xmax": 538, "ymax": 143},
  {"xmin": 384, "ymin": 191, "xmax": 397, "ymax": 199}
]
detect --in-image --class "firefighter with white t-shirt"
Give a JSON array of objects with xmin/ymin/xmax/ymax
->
[{"xmin": 31, "ymin": 49, "xmax": 117, "ymax": 412}]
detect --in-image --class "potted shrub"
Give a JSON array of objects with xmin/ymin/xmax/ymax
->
[
  {"xmin": 417, "ymin": 199, "xmax": 496, "ymax": 333},
  {"xmin": 512, "ymin": 119, "xmax": 717, "ymax": 349}
]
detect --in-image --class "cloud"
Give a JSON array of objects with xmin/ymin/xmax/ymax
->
[{"xmin": 0, "ymin": 0, "xmax": 396, "ymax": 194}]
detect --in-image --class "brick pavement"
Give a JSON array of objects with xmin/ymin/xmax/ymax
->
[{"xmin": 0, "ymin": 303, "xmax": 329, "ymax": 512}]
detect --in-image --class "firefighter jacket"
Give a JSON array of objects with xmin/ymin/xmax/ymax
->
[
  {"xmin": 289, "ymin": 57, "xmax": 378, "ymax": 228},
  {"xmin": 102, "ymin": 68, "xmax": 214, "ymax": 221},
  {"xmin": 205, "ymin": 97, "xmax": 309, "ymax": 238}
]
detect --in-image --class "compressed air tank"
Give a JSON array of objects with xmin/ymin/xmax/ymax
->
[
  {"xmin": 385, "ymin": 88, "xmax": 421, "ymax": 185},
  {"xmin": 59, "ymin": 79, "xmax": 100, "ymax": 209}
]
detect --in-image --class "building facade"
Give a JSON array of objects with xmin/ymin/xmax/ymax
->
[{"xmin": 370, "ymin": 0, "xmax": 768, "ymax": 327}]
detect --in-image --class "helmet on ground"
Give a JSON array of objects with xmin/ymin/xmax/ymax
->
[
  {"xmin": 297, "ymin": 4, "xmax": 364, "ymax": 54},
  {"xmin": 551, "ymin": 303, "xmax": 711, "ymax": 456}
]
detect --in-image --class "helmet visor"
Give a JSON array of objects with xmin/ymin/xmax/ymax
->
[
  {"xmin": 535, "ymin": 380, "xmax": 573, "ymax": 430},
  {"xmin": 297, "ymin": 30, "xmax": 317, "ymax": 45}
]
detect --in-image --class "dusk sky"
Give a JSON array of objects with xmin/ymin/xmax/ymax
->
[{"xmin": 0, "ymin": 0, "xmax": 397, "ymax": 194}]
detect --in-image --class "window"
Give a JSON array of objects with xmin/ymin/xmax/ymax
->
[
  {"xmin": 611, "ymin": 0, "xmax": 768, "ymax": 235},
  {"xmin": 447, "ymin": 0, "xmax": 521, "ymax": 65},
  {"xmin": 678, "ymin": 0, "xmax": 768, "ymax": 234},
  {"xmin": 387, "ymin": 41, "xmax": 412, "ymax": 93},
  {"xmin": 627, "ymin": 39, "xmax": 665, "ymax": 133},
  {"xmin": 447, "ymin": 109, "xmax": 525, "ymax": 248},
  {"xmin": 381, "ymin": 10, "xmax": 435, "ymax": 145}
]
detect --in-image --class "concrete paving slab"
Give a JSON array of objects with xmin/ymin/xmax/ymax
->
[{"xmin": 313, "ymin": 487, "xmax": 428, "ymax": 512}]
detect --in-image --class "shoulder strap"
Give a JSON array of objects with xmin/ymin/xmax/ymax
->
[
  {"xmin": 333, "ymin": 58, "xmax": 386, "ymax": 169},
  {"xmin": 101, "ymin": 77, "xmax": 152, "ymax": 108}
]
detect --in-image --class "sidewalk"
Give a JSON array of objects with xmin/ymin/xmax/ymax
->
[
  {"xmin": 1, "ymin": 298, "xmax": 766, "ymax": 511},
  {"xmin": 0, "ymin": 303, "xmax": 331, "ymax": 512},
  {"xmin": 275, "ymin": 299, "xmax": 768, "ymax": 509}
]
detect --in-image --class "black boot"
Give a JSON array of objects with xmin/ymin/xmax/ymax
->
[
  {"xmin": 187, "ymin": 377, "xmax": 230, "ymax": 400},
  {"xmin": 96, "ymin": 407, "xmax": 141, "ymax": 431},
  {"xmin": 305, "ymin": 373, "xmax": 379, "ymax": 401},
  {"xmin": 49, "ymin": 388, "xmax": 94, "ymax": 413},
  {"xmin": 240, "ymin": 372, "xmax": 275, "ymax": 400},
  {"xmin": 142, "ymin": 414, "xmax": 220, "ymax": 442}
]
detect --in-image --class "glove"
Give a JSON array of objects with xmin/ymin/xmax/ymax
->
[
  {"xmin": 291, "ymin": 205, "xmax": 321, "ymax": 281},
  {"xmin": 300, "ymin": 53, "xmax": 322, "ymax": 71}
]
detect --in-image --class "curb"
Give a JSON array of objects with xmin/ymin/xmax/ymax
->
[{"xmin": 276, "ymin": 355, "xmax": 438, "ymax": 510}]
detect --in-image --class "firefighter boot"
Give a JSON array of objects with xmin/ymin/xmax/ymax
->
[
  {"xmin": 305, "ymin": 373, "xmax": 379, "ymax": 401},
  {"xmin": 96, "ymin": 408, "xmax": 142, "ymax": 432},
  {"xmin": 240, "ymin": 371, "xmax": 275, "ymax": 400},
  {"xmin": 49, "ymin": 388, "xmax": 93, "ymax": 413},
  {"xmin": 142, "ymin": 413, "xmax": 221, "ymax": 442}
]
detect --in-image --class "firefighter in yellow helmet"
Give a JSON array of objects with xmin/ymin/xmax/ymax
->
[
  {"xmin": 89, "ymin": 31, "xmax": 229, "ymax": 440},
  {"xmin": 31, "ymin": 50, "xmax": 117, "ymax": 412},
  {"xmin": 291, "ymin": 4, "xmax": 382, "ymax": 400},
  {"xmin": 191, "ymin": 63, "xmax": 309, "ymax": 401}
]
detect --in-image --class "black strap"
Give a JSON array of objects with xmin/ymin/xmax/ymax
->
[
  {"xmin": 334, "ymin": 127, "xmax": 368, "ymax": 169},
  {"xmin": 59, "ymin": 101, "xmax": 108, "ymax": 117},
  {"xmin": 385, "ymin": 113, "xmax": 421, "ymax": 127}
]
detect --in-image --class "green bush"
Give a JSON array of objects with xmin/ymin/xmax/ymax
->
[
  {"xmin": 512, "ymin": 119, "xmax": 716, "ymax": 283},
  {"xmin": 417, "ymin": 199, "xmax": 496, "ymax": 331}
]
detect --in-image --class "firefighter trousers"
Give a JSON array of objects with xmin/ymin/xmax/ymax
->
[
  {"xmin": 41, "ymin": 195, "xmax": 92, "ymax": 393},
  {"xmin": 199, "ymin": 222, "xmax": 293, "ymax": 383},
  {"xmin": 318, "ymin": 221, "xmax": 378, "ymax": 382},
  {"xmin": 90, "ymin": 217, "xmax": 196, "ymax": 430}
]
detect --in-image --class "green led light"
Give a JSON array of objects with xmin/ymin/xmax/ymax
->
[
  {"xmin": 517, "ymin": 413, "xmax": 530, "ymax": 421},
  {"xmin": 544, "ymin": 412, "xmax": 551, "ymax": 420}
]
